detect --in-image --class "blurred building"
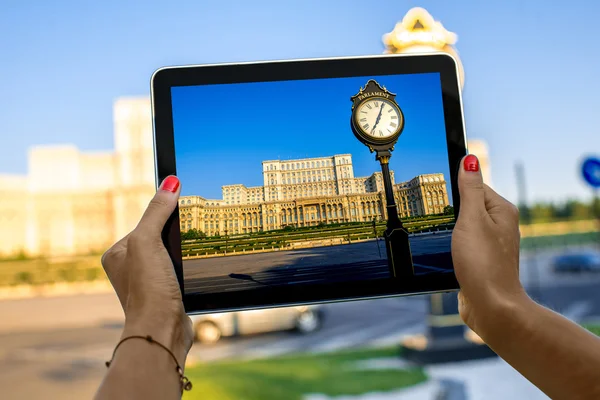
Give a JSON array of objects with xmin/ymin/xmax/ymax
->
[
  {"xmin": 468, "ymin": 139, "xmax": 493, "ymax": 187},
  {"xmin": 0, "ymin": 98, "xmax": 155, "ymax": 257},
  {"xmin": 179, "ymin": 154, "xmax": 449, "ymax": 236}
]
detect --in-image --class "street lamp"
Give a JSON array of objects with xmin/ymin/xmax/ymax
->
[{"xmin": 350, "ymin": 79, "xmax": 414, "ymax": 277}]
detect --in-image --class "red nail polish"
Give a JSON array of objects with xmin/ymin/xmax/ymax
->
[
  {"xmin": 463, "ymin": 155, "xmax": 479, "ymax": 172},
  {"xmin": 161, "ymin": 176, "xmax": 180, "ymax": 193}
]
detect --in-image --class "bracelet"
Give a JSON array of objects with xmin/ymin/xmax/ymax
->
[{"xmin": 105, "ymin": 335, "xmax": 192, "ymax": 392}]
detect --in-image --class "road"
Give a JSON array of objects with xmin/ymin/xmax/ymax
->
[
  {"xmin": 184, "ymin": 232, "xmax": 452, "ymax": 294},
  {"xmin": 1, "ymin": 245, "xmax": 600, "ymax": 399},
  {"xmin": 0, "ymin": 295, "xmax": 428, "ymax": 399}
]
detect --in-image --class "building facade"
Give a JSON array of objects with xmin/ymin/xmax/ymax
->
[
  {"xmin": 0, "ymin": 97, "xmax": 155, "ymax": 257},
  {"xmin": 179, "ymin": 155, "xmax": 449, "ymax": 236}
]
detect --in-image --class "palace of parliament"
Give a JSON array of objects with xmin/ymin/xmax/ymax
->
[
  {"xmin": 0, "ymin": 96, "xmax": 489, "ymax": 257},
  {"xmin": 179, "ymin": 154, "xmax": 449, "ymax": 236}
]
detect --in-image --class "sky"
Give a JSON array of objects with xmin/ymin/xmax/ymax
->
[
  {"xmin": 171, "ymin": 72, "xmax": 452, "ymax": 202},
  {"xmin": 1, "ymin": 0, "xmax": 599, "ymax": 204}
]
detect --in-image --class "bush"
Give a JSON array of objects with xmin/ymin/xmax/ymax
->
[
  {"xmin": 181, "ymin": 228, "xmax": 206, "ymax": 240},
  {"xmin": 58, "ymin": 266, "xmax": 78, "ymax": 282},
  {"xmin": 14, "ymin": 271, "xmax": 33, "ymax": 285},
  {"xmin": 85, "ymin": 268, "xmax": 101, "ymax": 281}
]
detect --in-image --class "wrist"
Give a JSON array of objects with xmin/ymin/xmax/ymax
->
[
  {"xmin": 475, "ymin": 290, "xmax": 536, "ymax": 344},
  {"xmin": 123, "ymin": 310, "xmax": 193, "ymax": 367}
]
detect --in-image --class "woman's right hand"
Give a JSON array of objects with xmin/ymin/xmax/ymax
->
[{"xmin": 451, "ymin": 154, "xmax": 528, "ymax": 336}]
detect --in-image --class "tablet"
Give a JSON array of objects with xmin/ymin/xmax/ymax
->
[{"xmin": 151, "ymin": 53, "xmax": 467, "ymax": 314}]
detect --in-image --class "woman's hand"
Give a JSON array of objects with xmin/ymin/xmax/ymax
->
[
  {"xmin": 452, "ymin": 154, "xmax": 528, "ymax": 336},
  {"xmin": 451, "ymin": 155, "xmax": 600, "ymax": 400},
  {"xmin": 101, "ymin": 175, "xmax": 193, "ymax": 364}
]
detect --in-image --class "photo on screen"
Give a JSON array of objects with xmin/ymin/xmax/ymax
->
[{"xmin": 171, "ymin": 72, "xmax": 455, "ymax": 295}]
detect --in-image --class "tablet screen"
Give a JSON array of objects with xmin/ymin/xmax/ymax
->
[{"xmin": 170, "ymin": 72, "xmax": 455, "ymax": 296}]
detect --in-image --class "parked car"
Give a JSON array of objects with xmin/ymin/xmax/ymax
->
[
  {"xmin": 553, "ymin": 252, "xmax": 600, "ymax": 273},
  {"xmin": 190, "ymin": 305, "xmax": 324, "ymax": 344}
]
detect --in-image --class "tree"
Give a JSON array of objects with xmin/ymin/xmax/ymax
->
[
  {"xmin": 443, "ymin": 205, "xmax": 454, "ymax": 215},
  {"xmin": 180, "ymin": 228, "xmax": 206, "ymax": 240}
]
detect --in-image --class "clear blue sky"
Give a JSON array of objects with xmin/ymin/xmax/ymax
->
[
  {"xmin": 1, "ymin": 0, "xmax": 599, "ymax": 203},
  {"xmin": 172, "ymin": 72, "xmax": 452, "ymax": 203}
]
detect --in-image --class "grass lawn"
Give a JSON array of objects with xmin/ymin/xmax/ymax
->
[
  {"xmin": 183, "ymin": 347, "xmax": 426, "ymax": 400},
  {"xmin": 584, "ymin": 324, "xmax": 600, "ymax": 336}
]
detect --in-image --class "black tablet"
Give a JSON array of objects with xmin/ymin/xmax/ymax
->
[{"xmin": 151, "ymin": 53, "xmax": 467, "ymax": 314}]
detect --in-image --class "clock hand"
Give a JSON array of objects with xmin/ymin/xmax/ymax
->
[{"xmin": 371, "ymin": 103, "xmax": 385, "ymax": 134}]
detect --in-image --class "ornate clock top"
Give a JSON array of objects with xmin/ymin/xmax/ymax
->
[{"xmin": 350, "ymin": 80, "xmax": 397, "ymax": 110}]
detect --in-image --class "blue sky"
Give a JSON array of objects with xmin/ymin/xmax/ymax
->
[
  {"xmin": 1, "ymin": 0, "xmax": 599, "ymax": 203},
  {"xmin": 172, "ymin": 72, "xmax": 452, "ymax": 203}
]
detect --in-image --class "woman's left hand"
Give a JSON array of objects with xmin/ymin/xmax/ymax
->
[{"xmin": 101, "ymin": 175, "xmax": 193, "ymax": 364}]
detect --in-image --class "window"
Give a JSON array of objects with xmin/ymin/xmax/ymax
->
[{"xmin": 187, "ymin": 200, "xmax": 191, "ymax": 205}]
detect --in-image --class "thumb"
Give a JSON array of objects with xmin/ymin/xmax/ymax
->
[
  {"xmin": 457, "ymin": 154, "xmax": 486, "ymax": 220},
  {"xmin": 137, "ymin": 175, "xmax": 181, "ymax": 236}
]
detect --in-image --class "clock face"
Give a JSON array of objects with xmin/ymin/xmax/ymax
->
[{"xmin": 354, "ymin": 98, "xmax": 402, "ymax": 139}]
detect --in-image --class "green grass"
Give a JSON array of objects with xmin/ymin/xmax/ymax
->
[
  {"xmin": 183, "ymin": 347, "xmax": 426, "ymax": 400},
  {"xmin": 0, "ymin": 255, "xmax": 106, "ymax": 287},
  {"xmin": 584, "ymin": 324, "xmax": 600, "ymax": 336},
  {"xmin": 181, "ymin": 217, "xmax": 454, "ymax": 256},
  {"xmin": 521, "ymin": 231, "xmax": 600, "ymax": 250}
]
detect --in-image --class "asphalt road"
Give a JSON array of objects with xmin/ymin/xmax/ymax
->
[
  {"xmin": 184, "ymin": 232, "xmax": 452, "ymax": 294},
  {"xmin": 1, "ymin": 245, "xmax": 600, "ymax": 399}
]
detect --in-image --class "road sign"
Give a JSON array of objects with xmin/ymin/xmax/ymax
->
[{"xmin": 581, "ymin": 157, "xmax": 600, "ymax": 188}]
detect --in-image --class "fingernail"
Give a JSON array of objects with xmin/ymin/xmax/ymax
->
[
  {"xmin": 161, "ymin": 176, "xmax": 180, "ymax": 193},
  {"xmin": 463, "ymin": 155, "xmax": 479, "ymax": 172}
]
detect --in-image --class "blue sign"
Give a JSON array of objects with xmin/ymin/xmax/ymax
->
[{"xmin": 581, "ymin": 157, "xmax": 600, "ymax": 188}]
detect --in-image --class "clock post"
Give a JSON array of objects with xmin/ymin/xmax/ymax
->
[{"xmin": 350, "ymin": 80, "xmax": 414, "ymax": 278}]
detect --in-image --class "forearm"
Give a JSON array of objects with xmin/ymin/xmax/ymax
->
[
  {"xmin": 95, "ymin": 316, "xmax": 191, "ymax": 400},
  {"xmin": 480, "ymin": 295, "xmax": 600, "ymax": 400}
]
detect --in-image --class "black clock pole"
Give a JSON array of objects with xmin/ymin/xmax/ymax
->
[
  {"xmin": 376, "ymin": 150, "xmax": 414, "ymax": 278},
  {"xmin": 349, "ymin": 79, "xmax": 414, "ymax": 278}
]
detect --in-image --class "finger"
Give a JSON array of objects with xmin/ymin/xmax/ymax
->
[
  {"xmin": 457, "ymin": 154, "xmax": 486, "ymax": 220},
  {"xmin": 100, "ymin": 232, "xmax": 131, "ymax": 267},
  {"xmin": 136, "ymin": 175, "xmax": 181, "ymax": 237},
  {"xmin": 483, "ymin": 184, "xmax": 520, "ymax": 226}
]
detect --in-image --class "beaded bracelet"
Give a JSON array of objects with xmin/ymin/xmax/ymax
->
[{"xmin": 105, "ymin": 335, "xmax": 192, "ymax": 392}]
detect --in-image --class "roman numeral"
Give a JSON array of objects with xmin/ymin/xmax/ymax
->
[
  {"xmin": 379, "ymin": 130, "xmax": 383, "ymax": 136},
  {"xmin": 360, "ymin": 118, "xmax": 367, "ymax": 122},
  {"xmin": 361, "ymin": 110, "xmax": 367, "ymax": 114},
  {"xmin": 374, "ymin": 101, "xmax": 379, "ymax": 107},
  {"xmin": 363, "ymin": 124, "xmax": 370, "ymax": 130},
  {"xmin": 366, "ymin": 104, "xmax": 372, "ymax": 109},
  {"xmin": 387, "ymin": 108, "xmax": 393, "ymax": 112},
  {"xmin": 391, "ymin": 115, "xmax": 398, "ymax": 119},
  {"xmin": 390, "ymin": 122, "xmax": 397, "ymax": 128}
]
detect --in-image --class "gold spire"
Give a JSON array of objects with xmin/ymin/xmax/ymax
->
[{"xmin": 382, "ymin": 7, "xmax": 464, "ymax": 88}]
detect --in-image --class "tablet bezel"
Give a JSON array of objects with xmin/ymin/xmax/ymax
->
[{"xmin": 151, "ymin": 53, "xmax": 467, "ymax": 314}]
